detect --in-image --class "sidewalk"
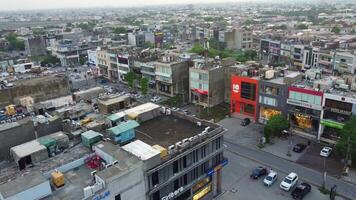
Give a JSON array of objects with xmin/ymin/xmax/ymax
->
[{"xmin": 261, "ymin": 136, "xmax": 309, "ymax": 162}]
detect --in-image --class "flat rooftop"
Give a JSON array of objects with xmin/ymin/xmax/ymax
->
[
  {"xmin": 46, "ymin": 165, "xmax": 93, "ymax": 200},
  {"xmin": 135, "ymin": 115, "xmax": 206, "ymax": 148}
]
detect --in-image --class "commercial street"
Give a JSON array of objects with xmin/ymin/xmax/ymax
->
[
  {"xmin": 217, "ymin": 151, "xmax": 338, "ymax": 200},
  {"xmin": 221, "ymin": 117, "xmax": 356, "ymax": 200}
]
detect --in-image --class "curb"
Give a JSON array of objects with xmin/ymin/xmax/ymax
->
[{"xmin": 224, "ymin": 140, "xmax": 352, "ymax": 200}]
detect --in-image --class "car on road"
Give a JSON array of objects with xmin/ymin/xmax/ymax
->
[
  {"xmin": 241, "ymin": 118, "xmax": 251, "ymax": 126},
  {"xmin": 291, "ymin": 182, "xmax": 311, "ymax": 200},
  {"xmin": 134, "ymin": 94, "xmax": 142, "ymax": 99},
  {"xmin": 250, "ymin": 166, "xmax": 267, "ymax": 179},
  {"xmin": 263, "ymin": 171, "xmax": 278, "ymax": 187},
  {"xmin": 150, "ymin": 96, "xmax": 161, "ymax": 102},
  {"xmin": 293, "ymin": 143, "xmax": 307, "ymax": 153},
  {"xmin": 280, "ymin": 172, "xmax": 298, "ymax": 191},
  {"xmin": 320, "ymin": 147, "xmax": 332, "ymax": 157},
  {"xmin": 171, "ymin": 107, "xmax": 180, "ymax": 111}
]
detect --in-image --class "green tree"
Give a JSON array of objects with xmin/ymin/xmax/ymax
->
[
  {"xmin": 6, "ymin": 33, "xmax": 25, "ymax": 51},
  {"xmin": 144, "ymin": 41, "xmax": 154, "ymax": 49},
  {"xmin": 296, "ymin": 23, "xmax": 308, "ymax": 30},
  {"xmin": 244, "ymin": 50, "xmax": 257, "ymax": 60},
  {"xmin": 264, "ymin": 114, "xmax": 289, "ymax": 143},
  {"xmin": 331, "ymin": 26, "xmax": 341, "ymax": 34},
  {"xmin": 113, "ymin": 27, "xmax": 127, "ymax": 34},
  {"xmin": 140, "ymin": 78, "xmax": 149, "ymax": 95},
  {"xmin": 189, "ymin": 43, "xmax": 204, "ymax": 55},
  {"xmin": 336, "ymin": 116, "xmax": 356, "ymax": 166},
  {"xmin": 125, "ymin": 71, "xmax": 136, "ymax": 89},
  {"xmin": 40, "ymin": 55, "xmax": 60, "ymax": 66}
]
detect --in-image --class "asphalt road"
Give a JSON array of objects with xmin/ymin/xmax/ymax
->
[
  {"xmin": 223, "ymin": 140, "xmax": 356, "ymax": 200},
  {"xmin": 217, "ymin": 151, "xmax": 334, "ymax": 200}
]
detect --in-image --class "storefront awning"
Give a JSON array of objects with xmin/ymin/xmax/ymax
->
[
  {"xmin": 192, "ymin": 88, "xmax": 208, "ymax": 95},
  {"xmin": 320, "ymin": 119, "xmax": 344, "ymax": 129}
]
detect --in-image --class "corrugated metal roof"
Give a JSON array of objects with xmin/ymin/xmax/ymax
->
[
  {"xmin": 122, "ymin": 140, "xmax": 160, "ymax": 161},
  {"xmin": 108, "ymin": 120, "xmax": 139, "ymax": 136},
  {"xmin": 81, "ymin": 130, "xmax": 101, "ymax": 139},
  {"xmin": 107, "ymin": 103, "xmax": 160, "ymax": 122}
]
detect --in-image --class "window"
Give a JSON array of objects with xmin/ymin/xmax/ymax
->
[
  {"xmin": 152, "ymin": 191, "xmax": 160, "ymax": 200},
  {"xmin": 245, "ymin": 104, "xmax": 255, "ymax": 114},
  {"xmin": 173, "ymin": 160, "xmax": 179, "ymax": 174},
  {"xmin": 174, "ymin": 179, "xmax": 179, "ymax": 190},
  {"xmin": 340, "ymin": 58, "xmax": 346, "ymax": 63},
  {"xmin": 191, "ymin": 72, "xmax": 199, "ymax": 79},
  {"xmin": 152, "ymin": 171, "xmax": 159, "ymax": 186},
  {"xmin": 200, "ymin": 73, "xmax": 208, "ymax": 81},
  {"xmin": 115, "ymin": 194, "xmax": 121, "ymax": 200},
  {"xmin": 259, "ymin": 96, "xmax": 277, "ymax": 106},
  {"xmin": 183, "ymin": 156, "xmax": 187, "ymax": 168},
  {"xmin": 241, "ymin": 82, "xmax": 256, "ymax": 100}
]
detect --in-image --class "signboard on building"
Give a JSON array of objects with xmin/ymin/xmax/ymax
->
[
  {"xmin": 232, "ymin": 84, "xmax": 239, "ymax": 94},
  {"xmin": 161, "ymin": 187, "xmax": 184, "ymax": 200},
  {"xmin": 287, "ymin": 99, "xmax": 322, "ymax": 110}
]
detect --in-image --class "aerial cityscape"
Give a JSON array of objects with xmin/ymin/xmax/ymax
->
[{"xmin": 0, "ymin": 0, "xmax": 356, "ymax": 200}]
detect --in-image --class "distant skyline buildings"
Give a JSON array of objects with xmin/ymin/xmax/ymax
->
[{"xmin": 0, "ymin": 0, "xmax": 353, "ymax": 12}]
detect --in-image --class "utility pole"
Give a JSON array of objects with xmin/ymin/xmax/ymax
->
[
  {"xmin": 322, "ymin": 156, "xmax": 327, "ymax": 189},
  {"xmin": 345, "ymin": 135, "xmax": 351, "ymax": 169}
]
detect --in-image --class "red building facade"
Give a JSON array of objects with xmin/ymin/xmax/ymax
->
[{"xmin": 230, "ymin": 75, "xmax": 259, "ymax": 121}]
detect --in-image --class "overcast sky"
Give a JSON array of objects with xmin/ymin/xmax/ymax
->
[{"xmin": 0, "ymin": 0, "xmax": 252, "ymax": 11}]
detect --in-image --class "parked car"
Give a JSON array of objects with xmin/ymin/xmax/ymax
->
[
  {"xmin": 291, "ymin": 182, "xmax": 311, "ymax": 200},
  {"xmin": 263, "ymin": 171, "xmax": 278, "ymax": 187},
  {"xmin": 241, "ymin": 118, "xmax": 251, "ymax": 126},
  {"xmin": 250, "ymin": 166, "xmax": 268, "ymax": 179},
  {"xmin": 171, "ymin": 107, "xmax": 180, "ymax": 111},
  {"xmin": 280, "ymin": 172, "xmax": 298, "ymax": 191},
  {"xmin": 134, "ymin": 94, "xmax": 142, "ymax": 99},
  {"xmin": 320, "ymin": 147, "xmax": 332, "ymax": 157},
  {"xmin": 150, "ymin": 96, "xmax": 161, "ymax": 102},
  {"xmin": 293, "ymin": 143, "xmax": 307, "ymax": 153}
]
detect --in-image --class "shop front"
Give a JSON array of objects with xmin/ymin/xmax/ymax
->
[
  {"xmin": 287, "ymin": 87, "xmax": 323, "ymax": 137},
  {"xmin": 259, "ymin": 106, "xmax": 282, "ymax": 123},
  {"xmin": 319, "ymin": 93, "xmax": 356, "ymax": 140},
  {"xmin": 230, "ymin": 75, "xmax": 259, "ymax": 121}
]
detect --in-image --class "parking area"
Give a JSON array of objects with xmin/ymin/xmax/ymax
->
[
  {"xmin": 297, "ymin": 143, "xmax": 343, "ymax": 177},
  {"xmin": 218, "ymin": 151, "xmax": 338, "ymax": 200}
]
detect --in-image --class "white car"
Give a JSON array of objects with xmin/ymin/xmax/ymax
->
[
  {"xmin": 280, "ymin": 172, "xmax": 298, "ymax": 191},
  {"xmin": 264, "ymin": 171, "xmax": 278, "ymax": 187},
  {"xmin": 171, "ymin": 107, "xmax": 180, "ymax": 111},
  {"xmin": 320, "ymin": 147, "xmax": 332, "ymax": 157},
  {"xmin": 150, "ymin": 96, "xmax": 161, "ymax": 102}
]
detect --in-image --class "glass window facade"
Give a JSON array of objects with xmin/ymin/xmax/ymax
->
[
  {"xmin": 289, "ymin": 91, "xmax": 321, "ymax": 105},
  {"xmin": 241, "ymin": 82, "xmax": 256, "ymax": 101}
]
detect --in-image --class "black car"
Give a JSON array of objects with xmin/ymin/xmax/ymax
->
[
  {"xmin": 250, "ymin": 166, "xmax": 267, "ymax": 179},
  {"xmin": 241, "ymin": 118, "xmax": 251, "ymax": 126},
  {"xmin": 293, "ymin": 143, "xmax": 307, "ymax": 153},
  {"xmin": 291, "ymin": 182, "xmax": 311, "ymax": 200}
]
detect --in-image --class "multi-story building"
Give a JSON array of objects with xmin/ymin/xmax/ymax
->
[
  {"xmin": 319, "ymin": 92, "xmax": 356, "ymax": 141},
  {"xmin": 0, "ymin": 104, "xmax": 227, "ymax": 200},
  {"xmin": 334, "ymin": 51, "xmax": 356, "ymax": 74},
  {"xmin": 291, "ymin": 45, "xmax": 304, "ymax": 70},
  {"xmin": 317, "ymin": 50, "xmax": 334, "ymax": 74},
  {"xmin": 128, "ymin": 32, "xmax": 146, "ymax": 47},
  {"xmin": 155, "ymin": 54, "xmax": 190, "ymax": 98},
  {"xmin": 219, "ymin": 28, "xmax": 252, "ymax": 51},
  {"xmin": 189, "ymin": 59, "xmax": 225, "ymax": 108},
  {"xmin": 96, "ymin": 48, "xmax": 111, "ymax": 79},
  {"xmin": 258, "ymin": 70, "xmax": 302, "ymax": 124},
  {"xmin": 302, "ymin": 46, "xmax": 319, "ymax": 69},
  {"xmin": 260, "ymin": 39, "xmax": 281, "ymax": 65},
  {"xmin": 230, "ymin": 73, "xmax": 259, "ymax": 121},
  {"xmin": 52, "ymin": 39, "xmax": 79, "ymax": 67},
  {"xmin": 287, "ymin": 81, "xmax": 324, "ymax": 138},
  {"xmin": 25, "ymin": 36, "xmax": 47, "ymax": 57}
]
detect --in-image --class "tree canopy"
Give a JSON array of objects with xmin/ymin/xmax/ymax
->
[
  {"xmin": 125, "ymin": 71, "xmax": 137, "ymax": 89},
  {"xmin": 336, "ymin": 116, "xmax": 356, "ymax": 166},
  {"xmin": 6, "ymin": 33, "xmax": 25, "ymax": 51},
  {"xmin": 140, "ymin": 78, "xmax": 149, "ymax": 95},
  {"xmin": 331, "ymin": 26, "xmax": 341, "ymax": 34},
  {"xmin": 264, "ymin": 114, "xmax": 289, "ymax": 143},
  {"xmin": 113, "ymin": 27, "xmax": 127, "ymax": 34}
]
